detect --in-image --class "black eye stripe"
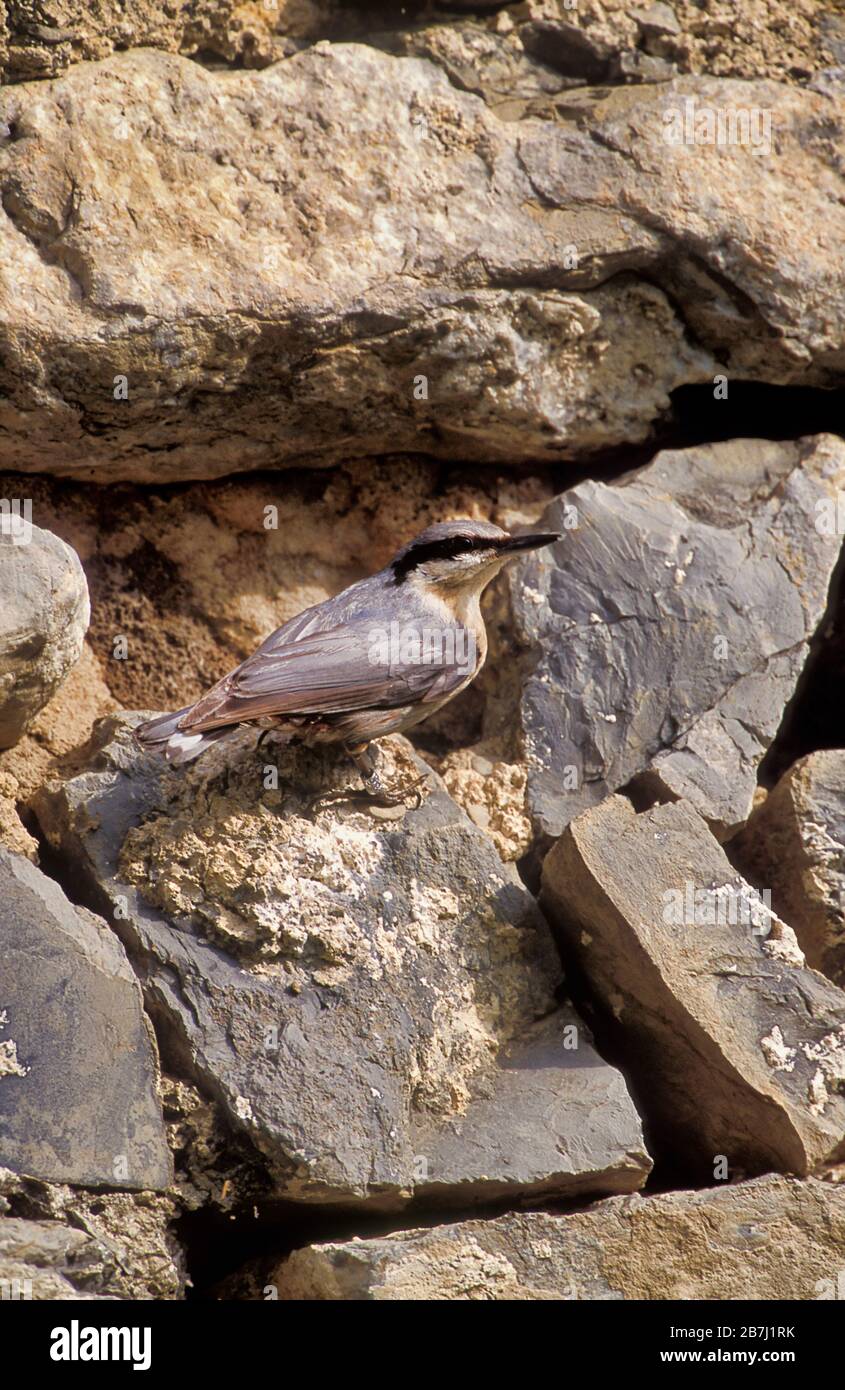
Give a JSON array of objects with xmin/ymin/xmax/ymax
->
[{"xmin": 391, "ymin": 535, "xmax": 503, "ymax": 583}]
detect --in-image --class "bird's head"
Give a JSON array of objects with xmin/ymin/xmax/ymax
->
[{"xmin": 389, "ymin": 519, "xmax": 559, "ymax": 595}]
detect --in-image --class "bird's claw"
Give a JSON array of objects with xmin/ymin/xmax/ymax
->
[{"xmin": 307, "ymin": 772, "xmax": 429, "ymax": 816}]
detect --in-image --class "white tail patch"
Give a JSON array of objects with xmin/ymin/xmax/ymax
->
[{"xmin": 165, "ymin": 731, "xmax": 208, "ymax": 765}]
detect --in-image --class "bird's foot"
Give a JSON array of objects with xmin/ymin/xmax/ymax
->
[
  {"xmin": 255, "ymin": 728, "xmax": 276, "ymax": 755},
  {"xmin": 362, "ymin": 770, "xmax": 429, "ymax": 809},
  {"xmin": 307, "ymin": 771, "xmax": 429, "ymax": 816}
]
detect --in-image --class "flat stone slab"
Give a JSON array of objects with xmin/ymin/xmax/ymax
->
[
  {"xmin": 508, "ymin": 435, "xmax": 845, "ymax": 840},
  {"xmin": 541, "ymin": 795, "xmax": 845, "ymax": 1178},
  {"xmin": 0, "ymin": 848, "xmax": 172, "ymax": 1190},
  {"xmin": 31, "ymin": 716, "xmax": 651, "ymax": 1208},
  {"xmin": 5, "ymin": 50, "xmax": 845, "ymax": 482},
  {"xmin": 734, "ymin": 749, "xmax": 845, "ymax": 988},
  {"xmin": 263, "ymin": 1175, "xmax": 845, "ymax": 1301}
]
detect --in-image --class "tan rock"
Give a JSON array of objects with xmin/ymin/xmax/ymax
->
[
  {"xmin": 0, "ymin": 644, "xmax": 118, "ymax": 857},
  {"xmin": 31, "ymin": 716, "xmax": 652, "ymax": 1208},
  {"xmin": 8, "ymin": 48, "xmax": 845, "ymax": 479},
  {"xmin": 516, "ymin": 0, "xmax": 834, "ymax": 86},
  {"xmin": 437, "ymin": 749, "xmax": 533, "ymax": 862},
  {"xmin": 1, "ymin": 2, "xmax": 831, "ymax": 89},
  {"xmin": 0, "ymin": 1169, "xmax": 182, "ymax": 1300},
  {"xmin": 0, "ymin": 1216, "xmax": 116, "ymax": 1300},
  {"xmin": 0, "ymin": 0, "xmax": 370, "ymax": 83},
  {"xmin": 541, "ymin": 795, "xmax": 845, "ymax": 1177},
  {"xmin": 263, "ymin": 1174, "xmax": 845, "ymax": 1300},
  {"xmin": 0, "ymin": 522, "xmax": 89, "ymax": 748},
  {"xmin": 734, "ymin": 750, "xmax": 845, "ymax": 988}
]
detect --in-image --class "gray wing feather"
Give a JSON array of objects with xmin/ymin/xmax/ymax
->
[{"xmin": 179, "ymin": 616, "xmax": 472, "ymax": 732}]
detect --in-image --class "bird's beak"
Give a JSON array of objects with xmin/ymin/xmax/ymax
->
[{"xmin": 501, "ymin": 531, "xmax": 560, "ymax": 555}]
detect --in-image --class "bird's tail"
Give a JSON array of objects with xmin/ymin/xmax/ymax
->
[{"xmin": 133, "ymin": 707, "xmax": 234, "ymax": 766}]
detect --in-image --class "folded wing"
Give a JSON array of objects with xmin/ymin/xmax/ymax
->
[{"xmin": 178, "ymin": 615, "xmax": 473, "ymax": 732}]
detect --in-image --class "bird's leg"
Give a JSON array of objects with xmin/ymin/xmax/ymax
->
[
  {"xmin": 308, "ymin": 742, "xmax": 428, "ymax": 813},
  {"xmin": 255, "ymin": 727, "xmax": 275, "ymax": 754},
  {"xmin": 350, "ymin": 743, "xmax": 385, "ymax": 796},
  {"xmin": 346, "ymin": 743, "xmax": 429, "ymax": 808}
]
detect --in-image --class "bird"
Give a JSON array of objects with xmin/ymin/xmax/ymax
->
[{"xmin": 134, "ymin": 518, "xmax": 559, "ymax": 805}]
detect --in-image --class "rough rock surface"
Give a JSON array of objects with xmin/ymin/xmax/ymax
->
[
  {"xmin": 541, "ymin": 795, "xmax": 845, "ymax": 1178},
  {"xmin": 0, "ymin": 1216, "xmax": 117, "ymax": 1300},
  {"xmin": 734, "ymin": 751, "xmax": 845, "ymax": 989},
  {"xmin": 4, "ymin": 0, "xmax": 845, "ymax": 1306},
  {"xmin": 1, "ymin": 2, "xmax": 834, "ymax": 88},
  {"xmin": 0, "ymin": 522, "xmax": 89, "ymax": 749},
  {"xmin": 0, "ymin": 1, "xmax": 440, "ymax": 84},
  {"xmin": 261, "ymin": 1175, "xmax": 845, "ymax": 1300},
  {"xmin": 0, "ymin": 460, "xmax": 551, "ymax": 857},
  {"xmin": 0, "ymin": 0, "xmax": 325, "ymax": 82},
  {"xmin": 0, "ymin": 848, "xmax": 172, "ymax": 1190},
  {"xmin": 0, "ymin": 643, "xmax": 118, "ymax": 859},
  {"xmin": 31, "ymin": 715, "xmax": 651, "ymax": 1208},
  {"xmin": 0, "ymin": 1167, "xmax": 183, "ymax": 1299},
  {"xmin": 4, "ymin": 48, "xmax": 845, "ymax": 478},
  {"xmin": 517, "ymin": 0, "xmax": 837, "ymax": 87},
  {"xmin": 508, "ymin": 435, "xmax": 845, "ymax": 841}
]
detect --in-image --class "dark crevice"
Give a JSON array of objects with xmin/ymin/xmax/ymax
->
[
  {"xmin": 16, "ymin": 803, "xmax": 95, "ymax": 913},
  {"xmin": 757, "ymin": 537, "xmax": 845, "ymax": 788},
  {"xmin": 666, "ymin": 382, "xmax": 845, "ymax": 448},
  {"xmin": 180, "ymin": 1168, "xmax": 631, "ymax": 1300}
]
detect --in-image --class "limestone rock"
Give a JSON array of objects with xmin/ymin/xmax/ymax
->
[
  {"xmin": 0, "ymin": 0, "xmax": 377, "ymax": 84},
  {"xmin": 437, "ymin": 751, "xmax": 533, "ymax": 862},
  {"xmin": 508, "ymin": 435, "xmax": 845, "ymax": 841},
  {"xmin": 0, "ymin": 522, "xmax": 89, "ymax": 749},
  {"xmin": 734, "ymin": 751, "xmax": 845, "ymax": 988},
  {"xmin": 1, "ymin": 2, "xmax": 832, "ymax": 90},
  {"xmin": 0, "ymin": 1168, "xmax": 183, "ymax": 1299},
  {"xmin": 30, "ymin": 715, "xmax": 651, "ymax": 1208},
  {"xmin": 0, "ymin": 1216, "xmax": 117, "ymax": 1300},
  {"xmin": 5, "ymin": 50, "xmax": 845, "ymax": 479},
  {"xmin": 0, "ymin": 848, "xmax": 172, "ymax": 1190},
  {"xmin": 541, "ymin": 795, "xmax": 845, "ymax": 1177},
  {"xmin": 264, "ymin": 1175, "xmax": 845, "ymax": 1300},
  {"xmin": 0, "ymin": 643, "xmax": 118, "ymax": 859},
  {"xmin": 513, "ymin": 1, "xmax": 834, "ymax": 86}
]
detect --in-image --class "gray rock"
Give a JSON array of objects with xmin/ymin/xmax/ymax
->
[
  {"xmin": 30, "ymin": 717, "xmax": 651, "ymax": 1208},
  {"xmin": 0, "ymin": 1167, "xmax": 183, "ymax": 1299},
  {"xmin": 0, "ymin": 1216, "xmax": 117, "ymax": 1301},
  {"xmin": 612, "ymin": 49, "xmax": 678, "ymax": 84},
  {"xmin": 0, "ymin": 523, "xmax": 89, "ymax": 748},
  {"xmin": 633, "ymin": 3, "xmax": 681, "ymax": 39},
  {"xmin": 507, "ymin": 435, "xmax": 845, "ymax": 841},
  {"xmin": 820, "ymin": 13, "xmax": 845, "ymax": 67},
  {"xmin": 733, "ymin": 750, "xmax": 845, "ymax": 988},
  {"xmin": 521, "ymin": 17, "xmax": 616, "ymax": 82},
  {"xmin": 4, "ymin": 49, "xmax": 845, "ymax": 480},
  {"xmin": 263, "ymin": 1175, "xmax": 845, "ymax": 1301},
  {"xmin": 0, "ymin": 849, "xmax": 172, "ymax": 1190},
  {"xmin": 378, "ymin": 20, "xmax": 574, "ymax": 109},
  {"xmin": 541, "ymin": 795, "xmax": 845, "ymax": 1178}
]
